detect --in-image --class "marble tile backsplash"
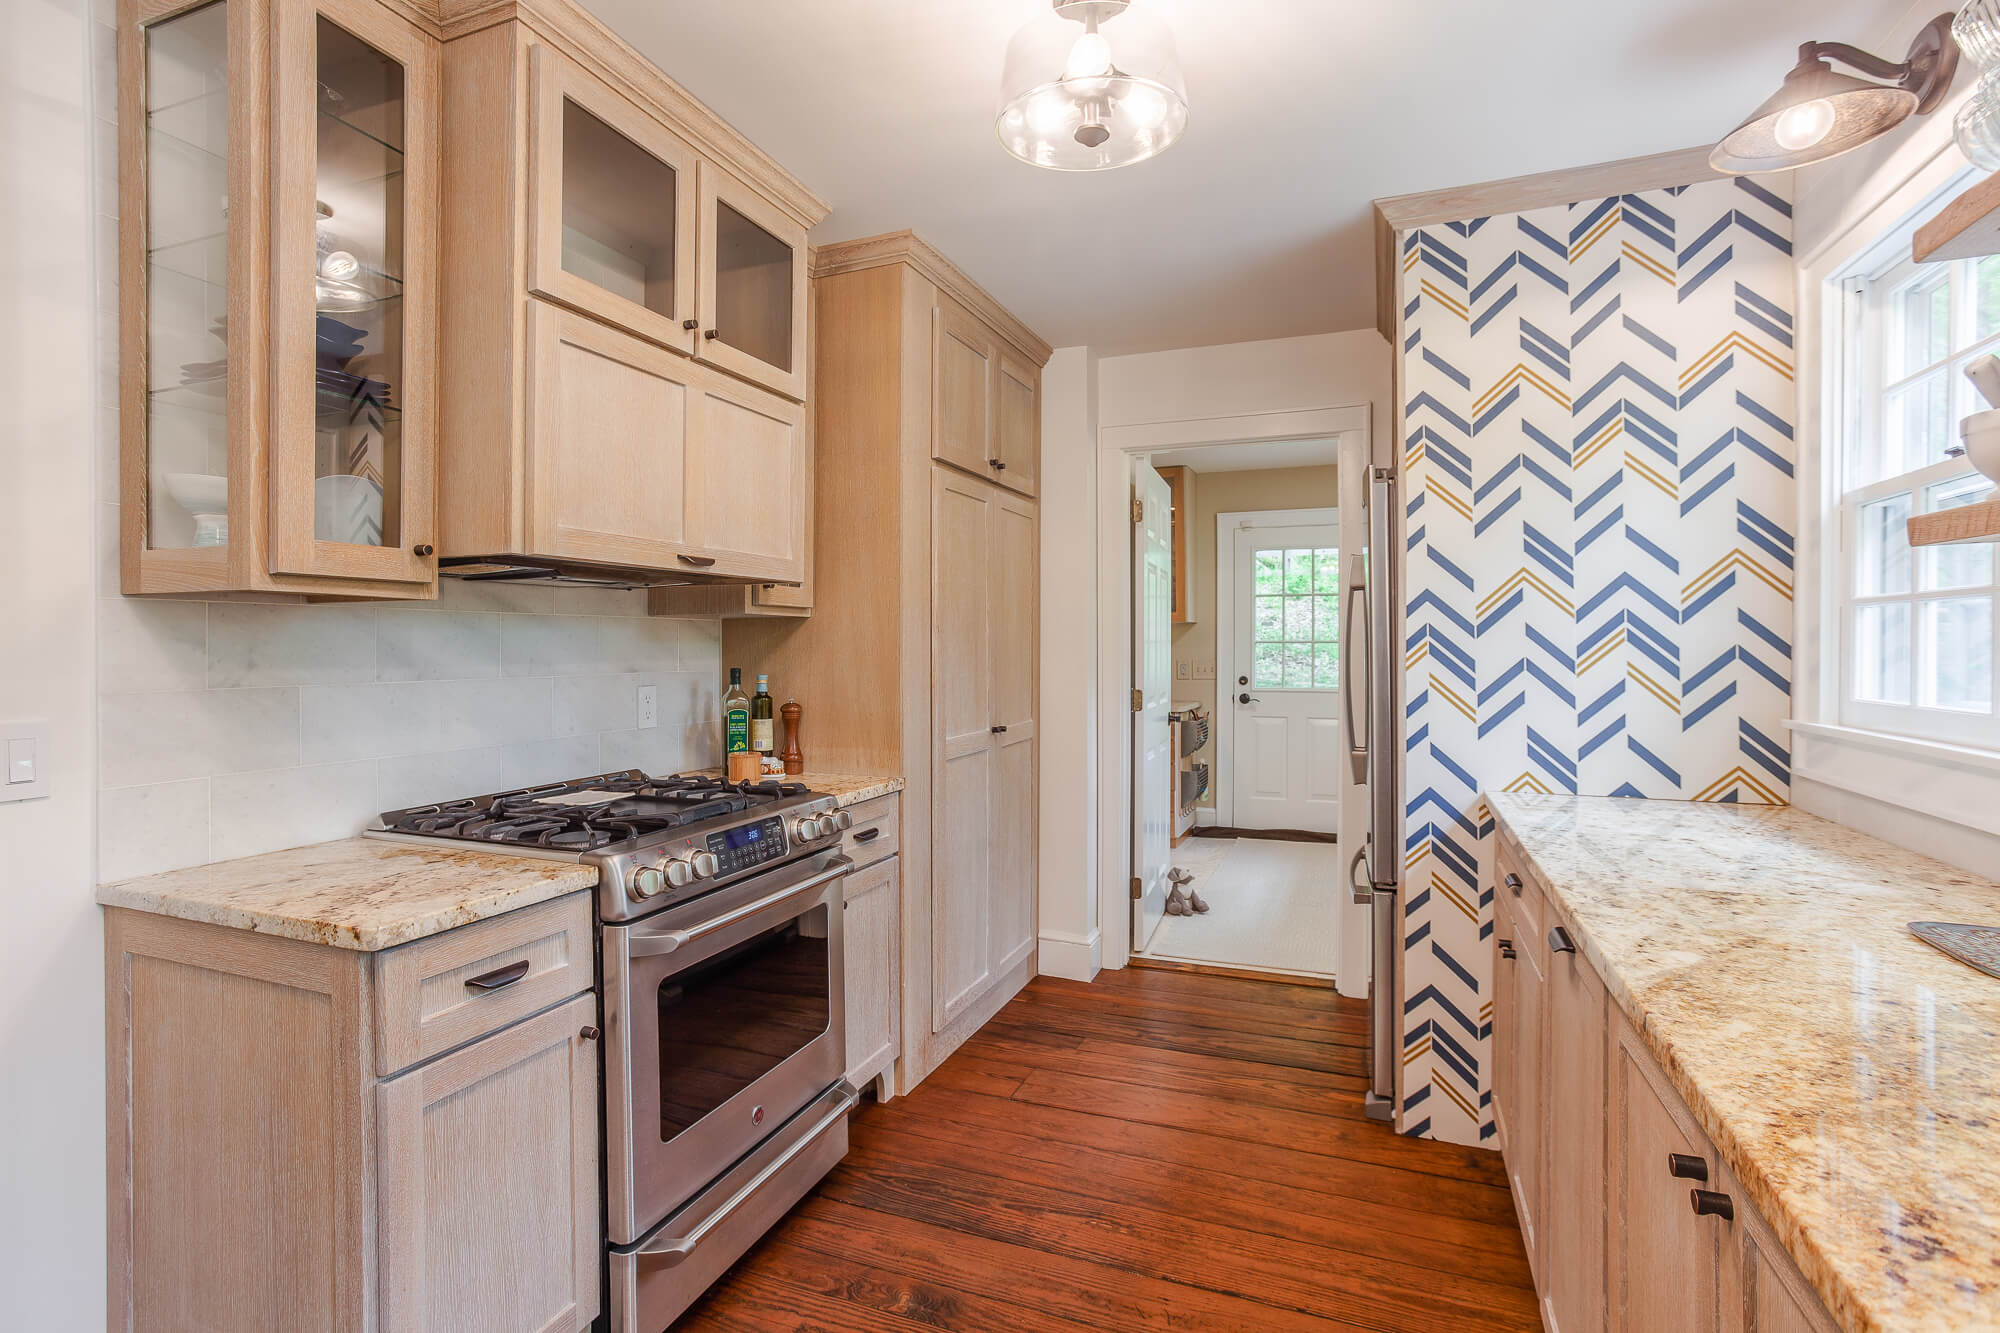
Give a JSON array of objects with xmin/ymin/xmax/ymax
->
[{"xmin": 95, "ymin": 583, "xmax": 723, "ymax": 883}]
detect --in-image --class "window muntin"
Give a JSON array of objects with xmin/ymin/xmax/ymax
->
[{"xmin": 1250, "ymin": 545, "xmax": 1339, "ymax": 689}]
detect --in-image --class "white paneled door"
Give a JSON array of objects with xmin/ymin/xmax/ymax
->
[
  {"xmin": 1230, "ymin": 519, "xmax": 1341, "ymax": 833},
  {"xmin": 1131, "ymin": 463, "xmax": 1174, "ymax": 951}
]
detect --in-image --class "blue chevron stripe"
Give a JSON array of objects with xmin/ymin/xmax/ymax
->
[
  {"xmin": 1622, "ymin": 314, "xmax": 1677, "ymax": 359},
  {"xmin": 1683, "ymin": 679, "xmax": 1738, "ymax": 729},
  {"xmin": 1518, "ymin": 215, "xmax": 1567, "ymax": 262},
  {"xmin": 1470, "ymin": 252, "xmax": 1518, "ymax": 303},
  {"xmin": 1625, "ymin": 525, "xmax": 1678, "ymax": 573},
  {"xmin": 1575, "ymin": 292, "xmax": 1621, "ymax": 345},
  {"xmin": 1578, "ymin": 680, "xmax": 1625, "ymax": 725},
  {"xmin": 1737, "ymin": 609, "xmax": 1791, "ymax": 658},
  {"xmin": 1733, "ymin": 176, "xmax": 1792, "ymax": 218},
  {"xmin": 1422, "ymin": 347, "xmax": 1471, "ymax": 391},
  {"xmin": 1522, "ymin": 420, "xmax": 1572, "ymax": 468},
  {"xmin": 1570, "ymin": 260, "xmax": 1620, "ymax": 314},
  {"xmin": 1627, "ymin": 735, "xmax": 1682, "ymax": 785},
  {"xmin": 1679, "ymin": 244, "xmax": 1732, "ymax": 301},
  {"xmin": 1470, "ymin": 285, "xmax": 1519, "ymax": 337}
]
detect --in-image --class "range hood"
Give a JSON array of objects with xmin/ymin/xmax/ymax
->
[{"xmin": 439, "ymin": 555, "xmax": 798, "ymax": 592}]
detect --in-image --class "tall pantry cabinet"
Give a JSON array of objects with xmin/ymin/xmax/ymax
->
[{"xmin": 724, "ymin": 232, "xmax": 1050, "ymax": 1089}]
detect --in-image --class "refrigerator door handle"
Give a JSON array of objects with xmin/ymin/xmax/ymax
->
[
  {"xmin": 1343, "ymin": 577, "xmax": 1371, "ymax": 786},
  {"xmin": 1348, "ymin": 841, "xmax": 1374, "ymax": 906}
]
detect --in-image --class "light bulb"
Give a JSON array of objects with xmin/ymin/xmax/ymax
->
[
  {"xmin": 1123, "ymin": 85, "xmax": 1167, "ymax": 130},
  {"xmin": 1065, "ymin": 29, "xmax": 1112, "ymax": 80},
  {"xmin": 1773, "ymin": 98, "xmax": 1836, "ymax": 152},
  {"xmin": 1027, "ymin": 89, "xmax": 1073, "ymax": 135}
]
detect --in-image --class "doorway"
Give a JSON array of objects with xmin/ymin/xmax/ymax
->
[{"xmin": 1123, "ymin": 438, "xmax": 1353, "ymax": 980}]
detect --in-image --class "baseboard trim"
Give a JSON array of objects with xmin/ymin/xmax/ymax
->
[
  {"xmin": 1036, "ymin": 928, "xmax": 1102, "ymax": 982},
  {"xmin": 1191, "ymin": 825, "xmax": 1338, "ymax": 844},
  {"xmin": 1127, "ymin": 955, "xmax": 1338, "ymax": 989}
]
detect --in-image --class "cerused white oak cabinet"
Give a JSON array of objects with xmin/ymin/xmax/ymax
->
[
  {"xmin": 724, "ymin": 232, "xmax": 1052, "ymax": 1092},
  {"xmin": 105, "ymin": 894, "xmax": 600, "ymax": 1333},
  {"xmin": 840, "ymin": 791, "xmax": 903, "ymax": 1097},
  {"xmin": 1490, "ymin": 832, "xmax": 1840, "ymax": 1333}
]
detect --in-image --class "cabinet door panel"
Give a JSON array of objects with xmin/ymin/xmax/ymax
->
[
  {"xmin": 268, "ymin": 0, "xmax": 438, "ymax": 585},
  {"xmin": 988, "ymin": 491, "xmax": 1037, "ymax": 975},
  {"xmin": 1719, "ymin": 1160, "xmax": 1841, "ymax": 1333},
  {"xmin": 377, "ymin": 994, "xmax": 599, "ymax": 1333},
  {"xmin": 527, "ymin": 301, "xmax": 697, "ymax": 567},
  {"xmin": 1510, "ymin": 930, "xmax": 1546, "ymax": 1277},
  {"xmin": 1492, "ymin": 889, "xmax": 1516, "ymax": 1157},
  {"xmin": 932, "ymin": 299, "xmax": 994, "ymax": 478},
  {"xmin": 932, "ymin": 468, "xmax": 995, "ymax": 1031},
  {"xmin": 683, "ymin": 370, "xmax": 807, "ymax": 582},
  {"xmin": 843, "ymin": 856, "xmax": 900, "ymax": 1090},
  {"xmin": 1611, "ymin": 1019, "xmax": 1718, "ymax": 1333},
  {"xmin": 993, "ymin": 348, "xmax": 1038, "ymax": 496},
  {"xmin": 1543, "ymin": 920, "xmax": 1607, "ymax": 1333},
  {"xmin": 694, "ymin": 161, "xmax": 807, "ymax": 400},
  {"xmin": 526, "ymin": 44, "xmax": 697, "ymax": 356}
]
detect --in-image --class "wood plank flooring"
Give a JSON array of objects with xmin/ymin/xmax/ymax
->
[{"xmin": 676, "ymin": 966, "xmax": 1537, "ymax": 1332}]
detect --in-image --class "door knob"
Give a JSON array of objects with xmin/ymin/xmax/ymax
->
[
  {"xmin": 683, "ymin": 318, "xmax": 699, "ymax": 330},
  {"xmin": 1238, "ymin": 693, "xmax": 1259, "ymax": 705}
]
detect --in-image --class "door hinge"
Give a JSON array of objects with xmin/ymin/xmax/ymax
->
[
  {"xmin": 1132, "ymin": 496, "xmax": 1144, "ymax": 523},
  {"xmin": 1131, "ymin": 688, "xmax": 1144, "ymax": 712},
  {"xmin": 1130, "ymin": 876, "xmax": 1143, "ymax": 901}
]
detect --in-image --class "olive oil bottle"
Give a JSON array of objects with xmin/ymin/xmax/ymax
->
[
  {"xmin": 750, "ymin": 674, "xmax": 775, "ymax": 755},
  {"xmin": 722, "ymin": 668, "xmax": 750, "ymax": 754}
]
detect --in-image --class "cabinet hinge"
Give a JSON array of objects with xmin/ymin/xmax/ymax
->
[
  {"xmin": 1130, "ymin": 876, "xmax": 1143, "ymax": 901},
  {"xmin": 1132, "ymin": 497, "xmax": 1144, "ymax": 524},
  {"xmin": 1132, "ymin": 688, "xmax": 1144, "ymax": 712}
]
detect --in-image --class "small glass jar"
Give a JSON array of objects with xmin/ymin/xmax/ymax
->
[
  {"xmin": 1956, "ymin": 66, "xmax": 2000, "ymax": 170},
  {"xmin": 1955, "ymin": 0, "xmax": 2000, "ymax": 71}
]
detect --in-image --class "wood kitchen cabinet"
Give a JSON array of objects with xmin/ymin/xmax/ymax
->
[
  {"xmin": 105, "ymin": 894, "xmax": 601, "ymax": 1333},
  {"xmin": 841, "ymin": 799, "xmax": 903, "ymax": 1098},
  {"xmin": 119, "ymin": 0, "xmax": 441, "ymax": 599},
  {"xmin": 437, "ymin": 9, "xmax": 824, "ymax": 584},
  {"xmin": 1494, "ymin": 843, "xmax": 1547, "ymax": 1276},
  {"xmin": 724, "ymin": 232, "xmax": 1051, "ymax": 1091},
  {"xmin": 1611, "ymin": 1014, "xmax": 1722, "ymax": 1332}
]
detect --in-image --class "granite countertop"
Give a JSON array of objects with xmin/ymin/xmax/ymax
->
[
  {"xmin": 1486, "ymin": 793, "xmax": 2000, "ymax": 1333},
  {"xmin": 97, "ymin": 840, "xmax": 600, "ymax": 952},
  {"xmin": 698, "ymin": 770, "xmax": 905, "ymax": 806}
]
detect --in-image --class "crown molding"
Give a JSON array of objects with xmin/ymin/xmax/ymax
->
[{"xmin": 812, "ymin": 230, "xmax": 1054, "ymax": 366}]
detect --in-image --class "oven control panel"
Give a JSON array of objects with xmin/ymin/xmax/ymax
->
[{"xmin": 704, "ymin": 816, "xmax": 788, "ymax": 876}]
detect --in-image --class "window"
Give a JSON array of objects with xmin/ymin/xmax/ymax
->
[
  {"xmin": 1838, "ymin": 229, "xmax": 2000, "ymax": 746},
  {"xmin": 1251, "ymin": 546, "xmax": 1338, "ymax": 689}
]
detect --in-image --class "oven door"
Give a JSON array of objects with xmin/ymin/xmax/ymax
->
[{"xmin": 602, "ymin": 849, "xmax": 850, "ymax": 1245}]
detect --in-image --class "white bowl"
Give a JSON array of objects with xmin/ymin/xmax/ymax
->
[
  {"xmin": 162, "ymin": 471, "xmax": 228, "ymax": 516},
  {"xmin": 1960, "ymin": 410, "xmax": 2000, "ymax": 486}
]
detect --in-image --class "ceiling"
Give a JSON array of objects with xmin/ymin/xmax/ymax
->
[
  {"xmin": 582, "ymin": 0, "xmax": 1896, "ymax": 355},
  {"xmin": 1153, "ymin": 438, "xmax": 1338, "ymax": 473}
]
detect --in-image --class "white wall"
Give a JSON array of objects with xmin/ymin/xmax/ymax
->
[
  {"xmin": 1, "ymin": 0, "xmax": 107, "ymax": 1323},
  {"xmin": 1036, "ymin": 347, "xmax": 1101, "ymax": 979},
  {"xmin": 1790, "ymin": 3, "xmax": 2000, "ymax": 877}
]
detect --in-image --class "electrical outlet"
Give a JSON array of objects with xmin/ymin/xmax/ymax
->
[
  {"xmin": 638, "ymin": 685, "xmax": 658, "ymax": 730},
  {"xmin": 1176, "ymin": 660, "xmax": 1189, "ymax": 679}
]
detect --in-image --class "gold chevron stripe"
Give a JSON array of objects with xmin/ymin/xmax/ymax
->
[
  {"xmin": 1569, "ymin": 208, "xmax": 1620, "ymax": 262},
  {"xmin": 1479, "ymin": 1001, "xmax": 1494, "ymax": 1023},
  {"xmin": 1683, "ymin": 549, "xmax": 1793, "ymax": 602},
  {"xmin": 1473, "ymin": 363, "xmax": 1573, "ymax": 415},
  {"xmin": 1406, "ymin": 642, "xmax": 1431, "ymax": 671},
  {"xmin": 1474, "ymin": 567, "xmax": 1577, "ymax": 619},
  {"xmin": 1420, "ymin": 280, "xmax": 1470, "ymax": 321},
  {"xmin": 1503, "ymin": 773, "xmax": 1554, "ymax": 794},
  {"xmin": 1436, "ymin": 874, "xmax": 1478, "ymax": 923},
  {"xmin": 1679, "ymin": 331, "xmax": 1794, "ymax": 387},
  {"xmin": 1432, "ymin": 675, "xmax": 1477, "ymax": 723},
  {"xmin": 1622, "ymin": 240, "xmax": 1675, "ymax": 284},
  {"xmin": 1429, "ymin": 478, "xmax": 1474, "ymax": 523},
  {"xmin": 1435, "ymin": 1071, "xmax": 1480, "ymax": 1121},
  {"xmin": 1578, "ymin": 628, "xmax": 1626, "ymax": 675},
  {"xmin": 1692, "ymin": 765, "xmax": 1784, "ymax": 804},
  {"xmin": 1574, "ymin": 417, "xmax": 1623, "ymax": 469},
  {"xmin": 1628, "ymin": 662, "xmax": 1681, "ymax": 714},
  {"xmin": 1626, "ymin": 451, "xmax": 1679, "ymax": 499},
  {"xmin": 1402, "ymin": 1035, "xmax": 1432, "ymax": 1066}
]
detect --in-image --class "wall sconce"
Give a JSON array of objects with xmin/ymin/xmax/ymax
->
[{"xmin": 1709, "ymin": 14, "xmax": 1959, "ymax": 174}]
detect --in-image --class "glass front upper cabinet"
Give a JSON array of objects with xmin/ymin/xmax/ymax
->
[
  {"xmin": 696, "ymin": 162, "xmax": 808, "ymax": 401},
  {"xmin": 122, "ymin": 0, "xmax": 437, "ymax": 595},
  {"xmin": 528, "ymin": 45, "xmax": 698, "ymax": 354}
]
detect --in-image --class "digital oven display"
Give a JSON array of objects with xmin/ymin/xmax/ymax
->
[{"xmin": 724, "ymin": 825, "xmax": 765, "ymax": 850}]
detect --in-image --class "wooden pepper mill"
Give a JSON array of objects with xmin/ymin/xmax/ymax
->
[{"xmin": 780, "ymin": 699, "xmax": 804, "ymax": 775}]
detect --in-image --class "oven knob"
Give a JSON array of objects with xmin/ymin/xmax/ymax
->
[
  {"xmin": 663, "ymin": 858, "xmax": 698, "ymax": 888},
  {"xmin": 631, "ymin": 866, "xmax": 666, "ymax": 898},
  {"xmin": 832, "ymin": 810, "xmax": 854, "ymax": 831},
  {"xmin": 793, "ymin": 815, "xmax": 823, "ymax": 841},
  {"xmin": 691, "ymin": 851, "xmax": 720, "ymax": 879}
]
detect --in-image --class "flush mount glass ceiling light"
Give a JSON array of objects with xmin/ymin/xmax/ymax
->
[
  {"xmin": 997, "ymin": 0, "xmax": 1189, "ymax": 171},
  {"xmin": 1709, "ymin": 13, "xmax": 1959, "ymax": 174}
]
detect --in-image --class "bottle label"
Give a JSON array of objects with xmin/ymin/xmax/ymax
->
[
  {"xmin": 725, "ymin": 707, "xmax": 749, "ymax": 753},
  {"xmin": 750, "ymin": 718, "xmax": 774, "ymax": 752}
]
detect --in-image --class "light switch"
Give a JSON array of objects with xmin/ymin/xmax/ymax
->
[
  {"xmin": 0, "ymin": 722, "xmax": 49, "ymax": 804},
  {"xmin": 1176, "ymin": 661, "xmax": 1190, "ymax": 680}
]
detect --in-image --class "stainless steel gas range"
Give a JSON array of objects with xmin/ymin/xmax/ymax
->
[{"xmin": 370, "ymin": 770, "xmax": 860, "ymax": 1333}]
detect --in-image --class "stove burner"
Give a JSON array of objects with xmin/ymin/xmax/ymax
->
[{"xmin": 375, "ymin": 770, "xmax": 815, "ymax": 852}]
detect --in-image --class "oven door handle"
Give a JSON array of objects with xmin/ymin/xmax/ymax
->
[
  {"xmin": 626, "ymin": 855, "xmax": 853, "ymax": 958},
  {"xmin": 634, "ymin": 1081, "xmax": 860, "ymax": 1266}
]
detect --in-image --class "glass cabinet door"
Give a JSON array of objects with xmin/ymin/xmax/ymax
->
[
  {"xmin": 268, "ymin": 0, "xmax": 435, "ymax": 583},
  {"xmin": 527, "ymin": 45, "xmax": 698, "ymax": 354},
  {"xmin": 695, "ymin": 162, "xmax": 808, "ymax": 401},
  {"xmin": 139, "ymin": 1, "xmax": 233, "ymax": 556}
]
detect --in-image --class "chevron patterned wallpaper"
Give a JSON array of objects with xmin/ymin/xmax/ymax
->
[{"xmin": 1398, "ymin": 175, "xmax": 1797, "ymax": 1146}]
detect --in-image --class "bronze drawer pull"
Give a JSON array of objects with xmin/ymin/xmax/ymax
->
[
  {"xmin": 1548, "ymin": 925, "xmax": 1576, "ymax": 955},
  {"xmin": 464, "ymin": 959, "xmax": 531, "ymax": 992},
  {"xmin": 1505, "ymin": 872, "xmax": 1522, "ymax": 894},
  {"xmin": 1669, "ymin": 1153, "xmax": 1709, "ymax": 1182},
  {"xmin": 1690, "ymin": 1189, "xmax": 1734, "ymax": 1220},
  {"xmin": 677, "ymin": 553, "xmax": 717, "ymax": 567},
  {"xmin": 852, "ymin": 828, "xmax": 882, "ymax": 844},
  {"xmin": 1498, "ymin": 938, "xmax": 1515, "ymax": 960}
]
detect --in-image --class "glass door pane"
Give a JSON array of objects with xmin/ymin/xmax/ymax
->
[
  {"xmin": 144, "ymin": 1, "xmax": 231, "ymax": 550},
  {"xmin": 712, "ymin": 200, "xmax": 794, "ymax": 373},
  {"xmin": 311, "ymin": 16, "xmax": 404, "ymax": 548},
  {"xmin": 561, "ymin": 99, "xmax": 680, "ymax": 316}
]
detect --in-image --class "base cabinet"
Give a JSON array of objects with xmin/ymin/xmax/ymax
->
[
  {"xmin": 1491, "ymin": 831, "xmax": 1840, "ymax": 1333},
  {"xmin": 843, "ymin": 852, "xmax": 901, "ymax": 1095}
]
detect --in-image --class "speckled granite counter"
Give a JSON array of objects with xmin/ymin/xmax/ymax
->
[
  {"xmin": 96, "ymin": 840, "xmax": 599, "ymax": 952},
  {"xmin": 698, "ymin": 770, "xmax": 904, "ymax": 806},
  {"xmin": 1487, "ymin": 793, "xmax": 2000, "ymax": 1333}
]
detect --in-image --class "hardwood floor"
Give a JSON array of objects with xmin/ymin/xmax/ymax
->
[{"xmin": 676, "ymin": 966, "xmax": 1538, "ymax": 1332}]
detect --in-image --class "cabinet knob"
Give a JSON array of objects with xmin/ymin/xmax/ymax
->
[
  {"xmin": 1498, "ymin": 938, "xmax": 1516, "ymax": 960},
  {"xmin": 578, "ymin": 1025, "xmax": 601, "ymax": 1042},
  {"xmin": 704, "ymin": 328, "xmax": 721, "ymax": 340},
  {"xmin": 1505, "ymin": 872, "xmax": 1522, "ymax": 894},
  {"xmin": 1547, "ymin": 925, "xmax": 1576, "ymax": 955},
  {"xmin": 1668, "ymin": 1153, "xmax": 1709, "ymax": 1182},
  {"xmin": 683, "ymin": 319, "xmax": 699, "ymax": 330},
  {"xmin": 413, "ymin": 543, "xmax": 434, "ymax": 557},
  {"xmin": 993, "ymin": 460, "xmax": 1007, "ymax": 470},
  {"xmin": 991, "ymin": 724, "xmax": 1008, "ymax": 734},
  {"xmin": 1690, "ymin": 1189, "xmax": 1734, "ymax": 1220}
]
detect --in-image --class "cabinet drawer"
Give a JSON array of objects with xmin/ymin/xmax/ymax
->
[
  {"xmin": 840, "ymin": 793, "xmax": 901, "ymax": 867},
  {"xmin": 373, "ymin": 892, "xmax": 594, "ymax": 1077}
]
